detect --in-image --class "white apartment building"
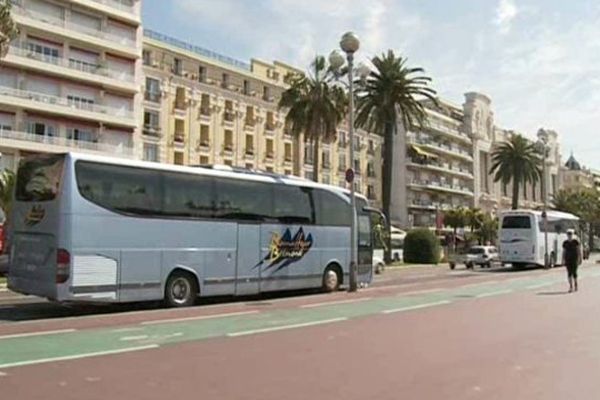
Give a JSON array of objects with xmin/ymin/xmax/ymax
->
[
  {"xmin": 391, "ymin": 92, "xmax": 562, "ymax": 229},
  {"xmin": 0, "ymin": 0, "xmax": 143, "ymax": 171}
]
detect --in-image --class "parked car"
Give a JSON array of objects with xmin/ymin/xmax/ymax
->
[{"xmin": 449, "ymin": 245, "xmax": 499, "ymax": 269}]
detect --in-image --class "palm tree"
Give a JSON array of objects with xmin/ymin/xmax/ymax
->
[
  {"xmin": 355, "ymin": 50, "xmax": 436, "ymax": 260},
  {"xmin": 278, "ymin": 56, "xmax": 347, "ymax": 182},
  {"xmin": 465, "ymin": 208, "xmax": 484, "ymax": 233},
  {"xmin": 0, "ymin": 0, "xmax": 18, "ymax": 58},
  {"xmin": 489, "ymin": 134, "xmax": 541, "ymax": 210},
  {"xmin": 0, "ymin": 169, "xmax": 15, "ymax": 217},
  {"xmin": 443, "ymin": 207, "xmax": 467, "ymax": 252},
  {"xmin": 477, "ymin": 214, "xmax": 499, "ymax": 245}
]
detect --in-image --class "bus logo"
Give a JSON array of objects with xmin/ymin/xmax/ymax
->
[
  {"xmin": 255, "ymin": 227, "xmax": 313, "ymax": 271},
  {"xmin": 25, "ymin": 205, "xmax": 45, "ymax": 226}
]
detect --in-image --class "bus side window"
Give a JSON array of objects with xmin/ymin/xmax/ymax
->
[
  {"xmin": 214, "ymin": 179, "xmax": 274, "ymax": 221},
  {"xmin": 314, "ymin": 190, "xmax": 351, "ymax": 227},
  {"xmin": 273, "ymin": 186, "xmax": 314, "ymax": 224}
]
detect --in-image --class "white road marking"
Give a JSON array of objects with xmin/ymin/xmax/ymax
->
[
  {"xmin": 227, "ymin": 317, "xmax": 347, "ymax": 337},
  {"xmin": 0, "ymin": 345, "xmax": 160, "ymax": 369},
  {"xmin": 0, "ymin": 371, "xmax": 7, "ymax": 377},
  {"xmin": 399, "ymin": 288, "xmax": 443, "ymax": 296},
  {"xmin": 111, "ymin": 327, "xmax": 145, "ymax": 333},
  {"xmin": 0, "ymin": 329, "xmax": 76, "ymax": 340},
  {"xmin": 382, "ymin": 300, "xmax": 451, "ymax": 314},
  {"xmin": 526, "ymin": 282, "xmax": 555, "ymax": 290},
  {"xmin": 459, "ymin": 280, "xmax": 499, "ymax": 288},
  {"xmin": 300, "ymin": 297, "xmax": 372, "ymax": 309},
  {"xmin": 141, "ymin": 310, "xmax": 259, "ymax": 325},
  {"xmin": 119, "ymin": 335, "xmax": 148, "ymax": 342},
  {"xmin": 475, "ymin": 289, "xmax": 513, "ymax": 298}
]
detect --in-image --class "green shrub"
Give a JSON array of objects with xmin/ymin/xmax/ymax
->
[{"xmin": 403, "ymin": 229, "xmax": 441, "ymax": 264}]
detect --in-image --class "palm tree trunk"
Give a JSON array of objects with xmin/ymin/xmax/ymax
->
[
  {"xmin": 382, "ymin": 121, "xmax": 395, "ymax": 263},
  {"xmin": 511, "ymin": 179, "xmax": 519, "ymax": 210},
  {"xmin": 312, "ymin": 135, "xmax": 320, "ymax": 182}
]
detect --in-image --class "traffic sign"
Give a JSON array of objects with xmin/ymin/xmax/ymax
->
[{"xmin": 345, "ymin": 168, "xmax": 355, "ymax": 183}]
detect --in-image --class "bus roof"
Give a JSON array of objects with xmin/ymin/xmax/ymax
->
[
  {"xmin": 499, "ymin": 209, "xmax": 579, "ymax": 220},
  {"xmin": 52, "ymin": 152, "xmax": 367, "ymax": 203}
]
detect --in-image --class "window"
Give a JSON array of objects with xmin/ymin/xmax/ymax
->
[
  {"xmin": 245, "ymin": 134, "xmax": 254, "ymax": 154},
  {"xmin": 263, "ymin": 86, "xmax": 271, "ymax": 101},
  {"xmin": 266, "ymin": 111, "xmax": 275, "ymax": 130},
  {"xmin": 266, "ymin": 166, "xmax": 274, "ymax": 172},
  {"xmin": 143, "ymin": 143, "xmax": 158, "ymax": 162},
  {"xmin": 199, "ymin": 156, "xmax": 209, "ymax": 165},
  {"xmin": 322, "ymin": 174, "xmax": 331, "ymax": 185},
  {"xmin": 174, "ymin": 119, "xmax": 185, "ymax": 142},
  {"xmin": 224, "ymin": 159, "xmax": 233, "ymax": 166},
  {"xmin": 354, "ymin": 159, "xmax": 361, "ymax": 174},
  {"xmin": 305, "ymin": 170, "xmax": 314, "ymax": 180},
  {"xmin": 26, "ymin": 42, "xmax": 59, "ymax": 64},
  {"xmin": 67, "ymin": 127, "xmax": 96, "ymax": 143},
  {"xmin": 172, "ymin": 58, "xmax": 182, "ymax": 76},
  {"xmin": 243, "ymin": 80, "xmax": 250, "ymax": 95},
  {"xmin": 266, "ymin": 139, "xmax": 274, "ymax": 158},
  {"xmin": 501, "ymin": 216, "xmax": 532, "ymax": 229},
  {"xmin": 304, "ymin": 143, "xmax": 314, "ymax": 165},
  {"xmin": 174, "ymin": 87, "xmax": 186, "ymax": 109},
  {"xmin": 368, "ymin": 140, "xmax": 375, "ymax": 154},
  {"xmin": 224, "ymin": 130, "xmax": 233, "ymax": 150},
  {"xmin": 67, "ymin": 95, "xmax": 95, "ymax": 110},
  {"xmin": 16, "ymin": 155, "xmax": 64, "ymax": 202},
  {"xmin": 174, "ymin": 152, "xmax": 184, "ymax": 165},
  {"xmin": 338, "ymin": 154, "xmax": 346, "ymax": 171},
  {"xmin": 338, "ymin": 131, "xmax": 347, "ymax": 147},
  {"xmin": 162, "ymin": 172, "xmax": 214, "ymax": 218},
  {"xmin": 214, "ymin": 179, "xmax": 273, "ymax": 221},
  {"xmin": 245, "ymin": 163, "xmax": 254, "ymax": 169},
  {"xmin": 353, "ymin": 136, "xmax": 361, "ymax": 151},
  {"xmin": 145, "ymin": 78, "xmax": 160, "ymax": 102},
  {"xmin": 142, "ymin": 50, "xmax": 151, "ymax": 66},
  {"xmin": 224, "ymin": 100, "xmax": 234, "ymax": 122},
  {"xmin": 245, "ymin": 106, "xmax": 255, "ymax": 126},
  {"xmin": 273, "ymin": 185, "xmax": 314, "ymax": 224},
  {"xmin": 367, "ymin": 161, "xmax": 375, "ymax": 177},
  {"xmin": 222, "ymin": 73, "xmax": 229, "ymax": 89},
  {"xmin": 284, "ymin": 169, "xmax": 292, "ymax": 176},
  {"xmin": 76, "ymin": 162, "xmax": 162, "ymax": 215},
  {"xmin": 284, "ymin": 143, "xmax": 292, "ymax": 161},
  {"xmin": 27, "ymin": 122, "xmax": 56, "ymax": 137},
  {"xmin": 200, "ymin": 94, "xmax": 210, "ymax": 115},
  {"xmin": 315, "ymin": 190, "xmax": 351, "ymax": 226},
  {"xmin": 367, "ymin": 185, "xmax": 376, "ymax": 199},
  {"xmin": 322, "ymin": 150, "xmax": 331, "ymax": 169},
  {"xmin": 198, "ymin": 66, "xmax": 207, "ymax": 82},
  {"xmin": 199, "ymin": 125, "xmax": 209, "ymax": 146}
]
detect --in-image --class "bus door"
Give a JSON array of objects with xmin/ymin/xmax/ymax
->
[
  {"xmin": 235, "ymin": 223, "xmax": 261, "ymax": 295},
  {"xmin": 357, "ymin": 209, "xmax": 374, "ymax": 285}
]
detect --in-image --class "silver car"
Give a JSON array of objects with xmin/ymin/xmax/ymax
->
[{"xmin": 464, "ymin": 245, "xmax": 499, "ymax": 269}]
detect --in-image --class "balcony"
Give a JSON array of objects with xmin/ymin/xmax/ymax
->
[
  {"xmin": 144, "ymin": 91, "xmax": 160, "ymax": 103},
  {"xmin": 408, "ymin": 179, "xmax": 474, "ymax": 196},
  {"xmin": 173, "ymin": 134, "xmax": 185, "ymax": 146},
  {"xmin": 423, "ymin": 118, "xmax": 471, "ymax": 144},
  {"xmin": 408, "ymin": 136, "xmax": 473, "ymax": 161},
  {"xmin": 142, "ymin": 124, "xmax": 161, "ymax": 138},
  {"xmin": 223, "ymin": 111, "xmax": 235, "ymax": 124},
  {"xmin": 0, "ymin": 128, "xmax": 133, "ymax": 157},
  {"xmin": 5, "ymin": 43, "xmax": 136, "ymax": 92},
  {"xmin": 12, "ymin": 3, "xmax": 138, "ymax": 56},
  {"xmin": 0, "ymin": 86, "xmax": 136, "ymax": 128},
  {"xmin": 407, "ymin": 160, "xmax": 474, "ymax": 180}
]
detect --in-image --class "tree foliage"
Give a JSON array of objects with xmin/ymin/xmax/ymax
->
[
  {"xmin": 0, "ymin": 169, "xmax": 15, "ymax": 216},
  {"xmin": 490, "ymin": 134, "xmax": 542, "ymax": 209},
  {"xmin": 278, "ymin": 56, "xmax": 347, "ymax": 182},
  {"xmin": 403, "ymin": 228, "xmax": 440, "ymax": 264},
  {"xmin": 0, "ymin": 0, "xmax": 17, "ymax": 58}
]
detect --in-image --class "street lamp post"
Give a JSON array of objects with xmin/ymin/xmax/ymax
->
[
  {"xmin": 329, "ymin": 32, "xmax": 361, "ymax": 292},
  {"xmin": 537, "ymin": 138, "xmax": 550, "ymax": 268}
]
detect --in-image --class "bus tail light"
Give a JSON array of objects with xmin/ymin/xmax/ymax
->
[{"xmin": 56, "ymin": 249, "xmax": 70, "ymax": 284}]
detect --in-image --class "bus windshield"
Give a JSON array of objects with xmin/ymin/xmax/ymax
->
[
  {"xmin": 16, "ymin": 155, "xmax": 64, "ymax": 202},
  {"xmin": 501, "ymin": 216, "xmax": 531, "ymax": 229}
]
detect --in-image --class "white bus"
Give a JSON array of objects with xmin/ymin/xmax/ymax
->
[
  {"xmin": 8, "ymin": 153, "xmax": 378, "ymax": 307},
  {"xmin": 499, "ymin": 210, "xmax": 579, "ymax": 268}
]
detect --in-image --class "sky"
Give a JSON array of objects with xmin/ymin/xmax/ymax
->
[{"xmin": 142, "ymin": 0, "xmax": 600, "ymax": 169}]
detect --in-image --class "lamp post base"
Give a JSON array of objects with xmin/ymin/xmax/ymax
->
[{"xmin": 348, "ymin": 262, "xmax": 358, "ymax": 292}]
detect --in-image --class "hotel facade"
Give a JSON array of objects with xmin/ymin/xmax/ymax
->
[{"xmin": 0, "ymin": 0, "xmax": 143, "ymax": 171}]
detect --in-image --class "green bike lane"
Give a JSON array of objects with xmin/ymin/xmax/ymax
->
[{"xmin": 1, "ymin": 266, "xmax": 599, "ymax": 369}]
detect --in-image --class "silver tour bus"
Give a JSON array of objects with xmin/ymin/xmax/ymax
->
[{"xmin": 8, "ymin": 153, "xmax": 376, "ymax": 307}]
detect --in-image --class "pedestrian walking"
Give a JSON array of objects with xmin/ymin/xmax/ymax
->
[{"xmin": 562, "ymin": 229, "xmax": 582, "ymax": 293}]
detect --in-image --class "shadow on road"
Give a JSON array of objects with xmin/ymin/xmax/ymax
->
[{"xmin": 537, "ymin": 291, "xmax": 570, "ymax": 296}]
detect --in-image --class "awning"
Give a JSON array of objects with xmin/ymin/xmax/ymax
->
[{"xmin": 411, "ymin": 144, "xmax": 438, "ymax": 159}]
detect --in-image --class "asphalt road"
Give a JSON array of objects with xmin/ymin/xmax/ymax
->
[{"xmin": 1, "ymin": 261, "xmax": 599, "ymax": 399}]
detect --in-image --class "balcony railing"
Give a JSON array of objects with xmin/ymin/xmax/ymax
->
[
  {"xmin": 409, "ymin": 179, "xmax": 474, "ymax": 195},
  {"xmin": 0, "ymin": 86, "xmax": 134, "ymax": 119},
  {"xmin": 8, "ymin": 43, "xmax": 134, "ymax": 82},
  {"xmin": 90, "ymin": 0, "xmax": 136, "ymax": 14},
  {"xmin": 12, "ymin": 4, "xmax": 136, "ymax": 48},
  {"xmin": 0, "ymin": 128, "xmax": 133, "ymax": 156},
  {"xmin": 409, "ymin": 136, "xmax": 473, "ymax": 159},
  {"xmin": 408, "ymin": 159, "xmax": 474, "ymax": 178}
]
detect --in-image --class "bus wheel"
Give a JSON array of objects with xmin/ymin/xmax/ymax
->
[
  {"xmin": 322, "ymin": 265, "xmax": 341, "ymax": 292},
  {"xmin": 165, "ymin": 271, "xmax": 198, "ymax": 307}
]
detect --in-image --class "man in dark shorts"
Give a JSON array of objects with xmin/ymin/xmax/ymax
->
[{"xmin": 562, "ymin": 229, "xmax": 582, "ymax": 293}]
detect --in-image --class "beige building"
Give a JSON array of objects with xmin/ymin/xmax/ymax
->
[
  {"xmin": 391, "ymin": 92, "xmax": 562, "ymax": 229},
  {"xmin": 561, "ymin": 154, "xmax": 595, "ymax": 191},
  {"xmin": 0, "ymin": 0, "xmax": 143, "ymax": 171},
  {"xmin": 141, "ymin": 30, "xmax": 383, "ymax": 206}
]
